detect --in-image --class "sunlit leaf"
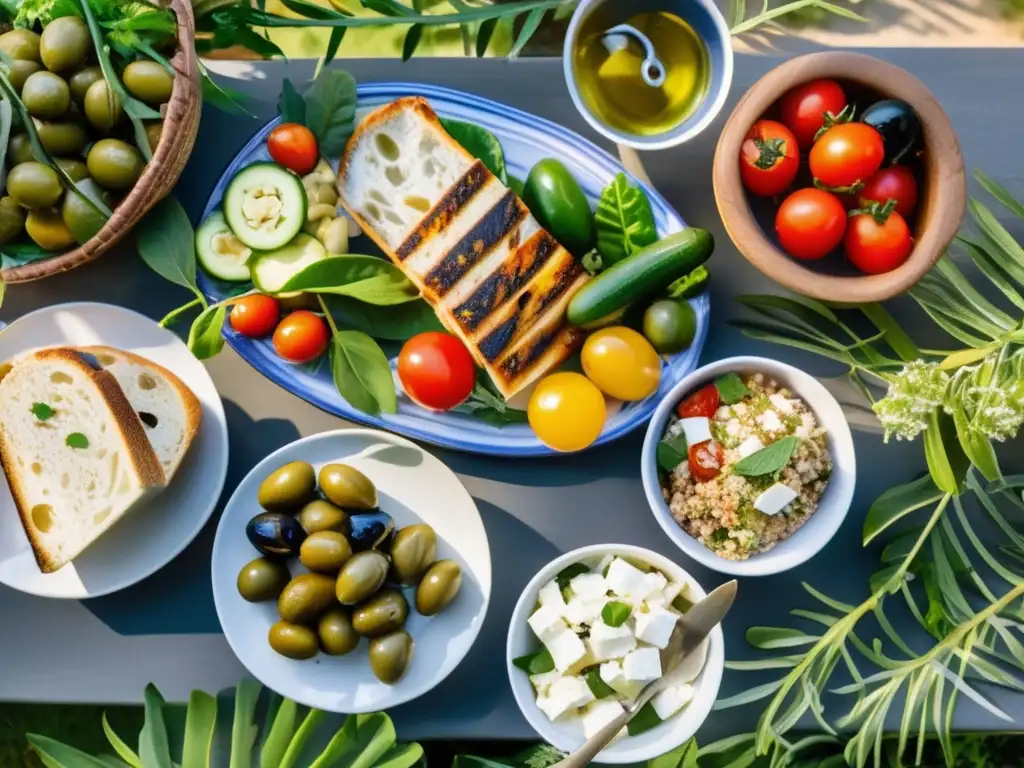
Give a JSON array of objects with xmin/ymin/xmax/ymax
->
[{"xmin": 863, "ymin": 474, "xmax": 943, "ymax": 545}]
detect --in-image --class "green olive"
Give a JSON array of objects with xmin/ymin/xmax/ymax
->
[
  {"xmin": 317, "ymin": 608, "xmax": 360, "ymax": 656},
  {"xmin": 87, "ymin": 138, "xmax": 143, "ymax": 191},
  {"xmin": 0, "ymin": 29, "xmax": 41, "ymax": 63},
  {"xmin": 415, "ymin": 560, "xmax": 462, "ymax": 616},
  {"xmin": 390, "ymin": 525, "xmax": 437, "ymax": 585},
  {"xmin": 68, "ymin": 66, "xmax": 103, "ymax": 104},
  {"xmin": 296, "ymin": 499, "xmax": 348, "ymax": 535},
  {"xmin": 352, "ymin": 589, "xmax": 409, "ymax": 638},
  {"xmin": 257, "ymin": 461, "xmax": 316, "ymax": 512},
  {"xmin": 335, "ymin": 550, "xmax": 390, "ymax": 605},
  {"xmin": 8, "ymin": 60, "xmax": 42, "ymax": 93},
  {"xmin": 55, "ymin": 157, "xmax": 89, "ymax": 181},
  {"xmin": 35, "ymin": 119, "xmax": 88, "ymax": 156},
  {"xmin": 319, "ymin": 463, "xmax": 377, "ymax": 510},
  {"xmin": 369, "ymin": 630, "xmax": 413, "ymax": 684},
  {"xmin": 62, "ymin": 178, "xmax": 110, "ymax": 244},
  {"xmin": 84, "ymin": 79, "xmax": 123, "ymax": 132},
  {"xmin": 8, "ymin": 162, "xmax": 62, "ymax": 209},
  {"xmin": 26, "ymin": 207, "xmax": 74, "ymax": 251},
  {"xmin": 39, "ymin": 16, "xmax": 90, "ymax": 73},
  {"xmin": 269, "ymin": 621, "xmax": 319, "ymax": 660},
  {"xmin": 277, "ymin": 572, "xmax": 337, "ymax": 625},
  {"xmin": 236, "ymin": 557, "xmax": 291, "ymax": 602},
  {"xmin": 0, "ymin": 197, "xmax": 26, "ymax": 245},
  {"xmin": 123, "ymin": 60, "xmax": 174, "ymax": 105},
  {"xmin": 146, "ymin": 121, "xmax": 163, "ymax": 153},
  {"xmin": 21, "ymin": 71, "xmax": 70, "ymax": 119},
  {"xmin": 8, "ymin": 134, "xmax": 35, "ymax": 167},
  {"xmin": 299, "ymin": 531, "xmax": 353, "ymax": 574}
]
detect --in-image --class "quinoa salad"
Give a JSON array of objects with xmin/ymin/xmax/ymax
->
[{"xmin": 656, "ymin": 372, "xmax": 832, "ymax": 560}]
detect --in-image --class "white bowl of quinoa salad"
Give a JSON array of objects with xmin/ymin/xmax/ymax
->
[{"xmin": 641, "ymin": 357, "xmax": 856, "ymax": 576}]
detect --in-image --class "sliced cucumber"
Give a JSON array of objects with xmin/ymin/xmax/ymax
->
[
  {"xmin": 249, "ymin": 234, "xmax": 328, "ymax": 294},
  {"xmin": 196, "ymin": 210, "xmax": 251, "ymax": 281},
  {"xmin": 223, "ymin": 162, "xmax": 307, "ymax": 250}
]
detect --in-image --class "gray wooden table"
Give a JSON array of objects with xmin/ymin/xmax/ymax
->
[{"xmin": 1, "ymin": 50, "xmax": 1022, "ymax": 741}]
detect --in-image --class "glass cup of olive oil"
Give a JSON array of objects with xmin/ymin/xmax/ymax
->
[{"xmin": 564, "ymin": 0, "xmax": 734, "ymax": 150}]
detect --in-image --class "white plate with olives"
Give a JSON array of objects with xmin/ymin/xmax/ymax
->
[{"xmin": 211, "ymin": 428, "xmax": 491, "ymax": 713}]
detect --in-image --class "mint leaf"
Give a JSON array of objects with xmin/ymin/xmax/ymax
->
[
  {"xmin": 583, "ymin": 667, "xmax": 615, "ymax": 699},
  {"xmin": 513, "ymin": 648, "xmax": 554, "ymax": 675},
  {"xmin": 66, "ymin": 433, "xmax": 89, "ymax": 449},
  {"xmin": 714, "ymin": 373, "xmax": 751, "ymax": 405},
  {"xmin": 555, "ymin": 562, "xmax": 590, "ymax": 590},
  {"xmin": 31, "ymin": 402, "xmax": 54, "ymax": 421},
  {"xmin": 657, "ymin": 434, "xmax": 688, "ymax": 472},
  {"xmin": 733, "ymin": 436, "xmax": 800, "ymax": 477},
  {"xmin": 602, "ymin": 601, "xmax": 631, "ymax": 627}
]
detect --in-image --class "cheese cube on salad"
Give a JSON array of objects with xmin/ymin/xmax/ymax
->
[
  {"xmin": 569, "ymin": 572, "xmax": 609, "ymax": 600},
  {"xmin": 530, "ymin": 670, "xmax": 562, "ymax": 694},
  {"xmin": 635, "ymin": 607, "xmax": 677, "ymax": 649},
  {"xmin": 582, "ymin": 699, "xmax": 626, "ymax": 739},
  {"xmin": 640, "ymin": 571, "xmax": 668, "ymax": 599},
  {"xmin": 538, "ymin": 580, "xmax": 567, "ymax": 614},
  {"xmin": 528, "ymin": 605, "xmax": 566, "ymax": 642},
  {"xmin": 588, "ymin": 620, "xmax": 636, "ymax": 662},
  {"xmin": 565, "ymin": 598, "xmax": 605, "ymax": 627},
  {"xmin": 623, "ymin": 647, "xmax": 662, "ymax": 682},
  {"xmin": 599, "ymin": 660, "xmax": 642, "ymax": 698},
  {"xmin": 605, "ymin": 558, "xmax": 647, "ymax": 597},
  {"xmin": 547, "ymin": 628, "xmax": 588, "ymax": 672},
  {"xmin": 753, "ymin": 483, "xmax": 799, "ymax": 516},
  {"xmin": 680, "ymin": 417, "xmax": 712, "ymax": 445},
  {"xmin": 538, "ymin": 675, "xmax": 594, "ymax": 721},
  {"xmin": 652, "ymin": 685, "xmax": 695, "ymax": 720}
]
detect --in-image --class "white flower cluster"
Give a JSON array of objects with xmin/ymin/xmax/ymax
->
[
  {"xmin": 953, "ymin": 354, "xmax": 1024, "ymax": 442},
  {"xmin": 873, "ymin": 361, "xmax": 950, "ymax": 442}
]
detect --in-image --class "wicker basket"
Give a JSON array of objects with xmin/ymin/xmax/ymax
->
[{"xmin": 1, "ymin": 0, "xmax": 201, "ymax": 284}]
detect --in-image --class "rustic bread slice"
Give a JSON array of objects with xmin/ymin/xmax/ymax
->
[
  {"xmin": 0, "ymin": 348, "xmax": 166, "ymax": 573},
  {"xmin": 79, "ymin": 346, "xmax": 201, "ymax": 479}
]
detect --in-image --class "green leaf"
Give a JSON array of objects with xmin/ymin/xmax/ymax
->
[
  {"xmin": 951, "ymin": 401, "xmax": 1000, "ymax": 482},
  {"xmin": 372, "ymin": 743, "xmax": 424, "ymax": 768},
  {"xmin": 714, "ymin": 373, "xmax": 750, "ymax": 405},
  {"xmin": 330, "ymin": 330, "xmax": 397, "ymax": 415},
  {"xmin": 279, "ymin": 710, "xmax": 329, "ymax": 768},
  {"xmin": 859, "ymin": 302, "xmax": 920, "ymax": 362},
  {"xmin": 456, "ymin": 381, "xmax": 529, "ymax": 427},
  {"xmin": 939, "ymin": 346, "xmax": 994, "ymax": 370},
  {"xmin": 601, "ymin": 601, "xmax": 631, "ymax": 627},
  {"xmin": 512, "ymin": 648, "xmax": 555, "ymax": 675},
  {"xmin": 311, "ymin": 713, "xmax": 397, "ymax": 768},
  {"xmin": 181, "ymin": 691, "xmax": 216, "ymax": 768},
  {"xmin": 962, "ymin": 240, "xmax": 1024, "ymax": 312},
  {"xmin": 101, "ymin": 713, "xmax": 140, "ymax": 768},
  {"xmin": 626, "ymin": 702, "xmax": 661, "ymax": 736},
  {"xmin": 402, "ymin": 23, "xmax": 423, "ymax": 60},
  {"xmin": 862, "ymin": 474, "xmax": 943, "ymax": 545},
  {"xmin": 924, "ymin": 409, "xmax": 969, "ymax": 494},
  {"xmin": 969, "ymin": 198, "xmax": 1024, "ymax": 271},
  {"xmin": 974, "ymin": 169, "xmax": 1024, "ymax": 219},
  {"xmin": 316, "ymin": 27, "xmax": 347, "ymax": 78},
  {"xmin": 278, "ymin": 255, "xmax": 419, "ymax": 304},
  {"xmin": 279, "ymin": 78, "xmax": 306, "ymax": 124},
  {"xmin": 229, "ymin": 680, "xmax": 261, "ymax": 768},
  {"xmin": 322, "ymin": 295, "xmax": 442, "ymax": 340},
  {"xmin": 199, "ymin": 64, "xmax": 255, "ymax": 118},
  {"xmin": 304, "ymin": 69, "xmax": 358, "ymax": 157},
  {"xmin": 583, "ymin": 667, "xmax": 615, "ymax": 698},
  {"xmin": 66, "ymin": 432, "xmax": 89, "ymax": 449},
  {"xmin": 259, "ymin": 698, "xmax": 297, "ymax": 768},
  {"xmin": 136, "ymin": 197, "xmax": 200, "ymax": 297},
  {"xmin": 555, "ymin": 562, "xmax": 589, "ymax": 589},
  {"xmin": 732, "ymin": 436, "xmax": 799, "ymax": 477},
  {"xmin": 475, "ymin": 17, "xmax": 497, "ymax": 56},
  {"xmin": 666, "ymin": 266, "xmax": 710, "ymax": 299},
  {"xmin": 28, "ymin": 734, "xmax": 118, "ymax": 768},
  {"xmin": 508, "ymin": 7, "xmax": 546, "ymax": 58},
  {"xmin": 139, "ymin": 684, "xmax": 173, "ymax": 768},
  {"xmin": 713, "ymin": 679, "xmax": 785, "ymax": 710},
  {"xmin": 440, "ymin": 118, "xmax": 509, "ymax": 185},
  {"xmin": 746, "ymin": 626, "xmax": 819, "ymax": 649},
  {"xmin": 187, "ymin": 305, "xmax": 227, "ymax": 360},
  {"xmin": 594, "ymin": 173, "xmax": 658, "ymax": 266},
  {"xmin": 657, "ymin": 434, "xmax": 688, "ymax": 472},
  {"xmin": 31, "ymin": 402, "xmax": 55, "ymax": 421}
]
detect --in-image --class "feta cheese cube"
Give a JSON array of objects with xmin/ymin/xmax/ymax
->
[
  {"xmin": 635, "ymin": 608, "xmax": 678, "ymax": 649},
  {"xmin": 536, "ymin": 675, "xmax": 593, "ymax": 721},
  {"xmin": 662, "ymin": 581, "xmax": 684, "ymax": 605},
  {"xmin": 605, "ymin": 558, "xmax": 647, "ymax": 598},
  {"xmin": 754, "ymin": 483, "xmax": 798, "ymax": 516},
  {"xmin": 546, "ymin": 629, "xmax": 588, "ymax": 672},
  {"xmin": 757, "ymin": 410, "xmax": 784, "ymax": 433},
  {"xmin": 538, "ymin": 580, "xmax": 567, "ymax": 615},
  {"xmin": 644, "ymin": 593, "xmax": 668, "ymax": 610},
  {"xmin": 582, "ymin": 699, "xmax": 626, "ymax": 739},
  {"xmin": 569, "ymin": 572, "xmax": 608, "ymax": 601},
  {"xmin": 596, "ymin": 554, "xmax": 616, "ymax": 576},
  {"xmin": 623, "ymin": 647, "xmax": 662, "ymax": 682},
  {"xmin": 640, "ymin": 571, "xmax": 668, "ymax": 598},
  {"xmin": 530, "ymin": 670, "xmax": 561, "ymax": 694},
  {"xmin": 564, "ymin": 598, "xmax": 604, "ymax": 627},
  {"xmin": 736, "ymin": 435, "xmax": 764, "ymax": 459},
  {"xmin": 599, "ymin": 660, "xmax": 623, "ymax": 688},
  {"xmin": 588, "ymin": 620, "xmax": 637, "ymax": 661},
  {"xmin": 652, "ymin": 684, "xmax": 694, "ymax": 720},
  {"xmin": 680, "ymin": 417, "xmax": 712, "ymax": 446},
  {"xmin": 769, "ymin": 394, "xmax": 794, "ymax": 415},
  {"xmin": 528, "ymin": 605, "xmax": 566, "ymax": 642}
]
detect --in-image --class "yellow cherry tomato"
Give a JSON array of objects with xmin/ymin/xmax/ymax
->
[
  {"xmin": 581, "ymin": 326, "xmax": 662, "ymax": 401},
  {"xmin": 528, "ymin": 372, "xmax": 606, "ymax": 452}
]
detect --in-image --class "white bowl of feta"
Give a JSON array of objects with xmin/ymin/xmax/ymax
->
[
  {"xmin": 641, "ymin": 356, "xmax": 856, "ymax": 576},
  {"xmin": 506, "ymin": 544, "xmax": 724, "ymax": 763}
]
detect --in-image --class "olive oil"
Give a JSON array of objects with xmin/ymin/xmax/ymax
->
[{"xmin": 573, "ymin": 10, "xmax": 710, "ymax": 137}]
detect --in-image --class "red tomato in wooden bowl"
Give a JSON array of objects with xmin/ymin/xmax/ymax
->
[
  {"xmin": 740, "ymin": 120, "xmax": 800, "ymax": 197},
  {"xmin": 778, "ymin": 78, "xmax": 847, "ymax": 149},
  {"xmin": 846, "ymin": 202, "xmax": 914, "ymax": 274},
  {"xmin": 398, "ymin": 332, "xmax": 476, "ymax": 411},
  {"xmin": 810, "ymin": 123, "xmax": 885, "ymax": 189},
  {"xmin": 267, "ymin": 123, "xmax": 319, "ymax": 175},
  {"xmin": 775, "ymin": 188, "xmax": 847, "ymax": 261},
  {"xmin": 860, "ymin": 166, "xmax": 919, "ymax": 217}
]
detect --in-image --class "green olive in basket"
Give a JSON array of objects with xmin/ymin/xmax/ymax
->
[
  {"xmin": 415, "ymin": 560, "xmax": 462, "ymax": 616},
  {"xmin": 8, "ymin": 162, "xmax": 62, "ymax": 209},
  {"xmin": 8, "ymin": 60, "xmax": 42, "ymax": 93},
  {"xmin": 34, "ymin": 119, "xmax": 88, "ymax": 156},
  {"xmin": 318, "ymin": 463, "xmax": 377, "ymax": 510},
  {"xmin": 84, "ymin": 79, "xmax": 123, "ymax": 132},
  {"xmin": 269, "ymin": 621, "xmax": 319, "ymax": 660},
  {"xmin": 8, "ymin": 134, "xmax": 35, "ymax": 167},
  {"xmin": 299, "ymin": 531, "xmax": 353, "ymax": 574},
  {"xmin": 87, "ymin": 139, "xmax": 143, "ymax": 191},
  {"xmin": 0, "ymin": 29, "xmax": 41, "ymax": 63},
  {"xmin": 146, "ymin": 121, "xmax": 163, "ymax": 153},
  {"xmin": 236, "ymin": 557, "xmax": 290, "ymax": 602},
  {"xmin": 123, "ymin": 60, "xmax": 174, "ymax": 105},
  {"xmin": 68, "ymin": 66, "xmax": 103, "ymax": 105},
  {"xmin": 369, "ymin": 630, "xmax": 413, "ymax": 684},
  {"xmin": 258, "ymin": 460, "xmax": 316, "ymax": 513},
  {"xmin": 39, "ymin": 16, "xmax": 90, "ymax": 73},
  {"xmin": 0, "ymin": 197, "xmax": 26, "ymax": 246},
  {"xmin": 335, "ymin": 550, "xmax": 389, "ymax": 605},
  {"xmin": 390, "ymin": 525, "xmax": 437, "ymax": 585},
  {"xmin": 318, "ymin": 608, "xmax": 359, "ymax": 656},
  {"xmin": 296, "ymin": 499, "xmax": 348, "ymax": 535},
  {"xmin": 21, "ymin": 71, "xmax": 70, "ymax": 120},
  {"xmin": 62, "ymin": 178, "xmax": 111, "ymax": 245},
  {"xmin": 55, "ymin": 158, "xmax": 89, "ymax": 181},
  {"xmin": 25, "ymin": 207, "xmax": 75, "ymax": 251},
  {"xmin": 352, "ymin": 589, "xmax": 409, "ymax": 638},
  {"xmin": 277, "ymin": 572, "xmax": 337, "ymax": 625}
]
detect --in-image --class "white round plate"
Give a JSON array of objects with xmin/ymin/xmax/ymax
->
[
  {"xmin": 0, "ymin": 302, "xmax": 229, "ymax": 598},
  {"xmin": 211, "ymin": 428, "xmax": 491, "ymax": 713}
]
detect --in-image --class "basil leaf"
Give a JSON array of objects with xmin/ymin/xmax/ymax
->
[
  {"xmin": 136, "ymin": 197, "xmax": 200, "ymax": 296},
  {"xmin": 732, "ymin": 436, "xmax": 800, "ymax": 477},
  {"xmin": 627, "ymin": 702, "xmax": 662, "ymax": 736},
  {"xmin": 440, "ymin": 118, "xmax": 509, "ymax": 185},
  {"xmin": 456, "ymin": 381, "xmax": 528, "ymax": 427},
  {"xmin": 594, "ymin": 172, "xmax": 658, "ymax": 266},
  {"xmin": 714, "ymin": 373, "xmax": 750, "ymax": 405},
  {"xmin": 601, "ymin": 601, "xmax": 631, "ymax": 628},
  {"xmin": 322, "ymin": 295, "xmax": 442, "ymax": 341},
  {"xmin": 187, "ymin": 305, "xmax": 227, "ymax": 360},
  {"xmin": 555, "ymin": 563, "xmax": 590, "ymax": 590},
  {"xmin": 304, "ymin": 70, "xmax": 357, "ymax": 157},
  {"xmin": 279, "ymin": 77, "xmax": 306, "ymax": 125},
  {"xmin": 330, "ymin": 330, "xmax": 397, "ymax": 415},
  {"xmin": 513, "ymin": 648, "xmax": 554, "ymax": 675},
  {"xmin": 66, "ymin": 433, "xmax": 89, "ymax": 449},
  {"xmin": 31, "ymin": 402, "xmax": 54, "ymax": 421},
  {"xmin": 279, "ymin": 255, "xmax": 420, "ymax": 305},
  {"xmin": 583, "ymin": 668, "xmax": 615, "ymax": 699},
  {"xmin": 657, "ymin": 434, "xmax": 688, "ymax": 472}
]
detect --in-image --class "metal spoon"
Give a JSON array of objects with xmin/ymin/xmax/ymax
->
[{"xmin": 600, "ymin": 23, "xmax": 666, "ymax": 89}]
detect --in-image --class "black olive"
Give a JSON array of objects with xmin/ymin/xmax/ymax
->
[
  {"xmin": 861, "ymin": 99, "xmax": 921, "ymax": 165},
  {"xmin": 347, "ymin": 509, "xmax": 395, "ymax": 552},
  {"xmin": 245, "ymin": 511, "xmax": 307, "ymax": 560}
]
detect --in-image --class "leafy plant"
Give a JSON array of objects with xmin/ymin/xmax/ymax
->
[
  {"xmin": 594, "ymin": 173, "xmax": 658, "ymax": 267},
  {"xmin": 279, "ymin": 255, "xmax": 421, "ymax": 305},
  {"xmin": 440, "ymin": 118, "xmax": 509, "ymax": 185},
  {"xmin": 455, "ymin": 371, "xmax": 529, "ymax": 427},
  {"xmin": 321, "ymin": 296, "xmax": 399, "ymax": 415}
]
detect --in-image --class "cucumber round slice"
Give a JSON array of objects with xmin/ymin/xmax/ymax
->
[
  {"xmin": 223, "ymin": 162, "xmax": 307, "ymax": 250},
  {"xmin": 196, "ymin": 210, "xmax": 251, "ymax": 281},
  {"xmin": 249, "ymin": 234, "xmax": 328, "ymax": 294}
]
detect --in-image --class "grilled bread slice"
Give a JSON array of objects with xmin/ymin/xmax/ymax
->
[
  {"xmin": 337, "ymin": 96, "xmax": 589, "ymax": 400},
  {"xmin": 79, "ymin": 346, "xmax": 202, "ymax": 479},
  {"xmin": 0, "ymin": 348, "xmax": 166, "ymax": 573}
]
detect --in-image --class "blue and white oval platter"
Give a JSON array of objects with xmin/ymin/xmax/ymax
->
[{"xmin": 199, "ymin": 83, "xmax": 709, "ymax": 457}]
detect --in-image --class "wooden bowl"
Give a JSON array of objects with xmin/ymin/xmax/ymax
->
[
  {"xmin": 2, "ymin": 0, "xmax": 201, "ymax": 283},
  {"xmin": 713, "ymin": 52, "xmax": 966, "ymax": 302}
]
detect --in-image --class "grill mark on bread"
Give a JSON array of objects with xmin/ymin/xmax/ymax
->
[
  {"xmin": 497, "ymin": 325, "xmax": 584, "ymax": 381},
  {"xmin": 395, "ymin": 160, "xmax": 490, "ymax": 261}
]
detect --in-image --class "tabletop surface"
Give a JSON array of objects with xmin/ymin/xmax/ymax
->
[{"xmin": 1, "ymin": 50, "xmax": 1022, "ymax": 742}]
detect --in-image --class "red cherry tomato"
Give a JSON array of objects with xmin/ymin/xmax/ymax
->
[
  {"xmin": 267, "ymin": 123, "xmax": 319, "ymax": 175},
  {"xmin": 677, "ymin": 384, "xmax": 720, "ymax": 419},
  {"xmin": 809, "ymin": 123, "xmax": 886, "ymax": 189},
  {"xmin": 398, "ymin": 332, "xmax": 476, "ymax": 411},
  {"xmin": 273, "ymin": 310, "xmax": 329, "ymax": 364},
  {"xmin": 229, "ymin": 294, "xmax": 280, "ymax": 338},
  {"xmin": 778, "ymin": 79, "xmax": 847, "ymax": 149},
  {"xmin": 739, "ymin": 120, "xmax": 800, "ymax": 198},
  {"xmin": 845, "ymin": 205, "xmax": 914, "ymax": 275},
  {"xmin": 859, "ymin": 166, "xmax": 918, "ymax": 218},
  {"xmin": 689, "ymin": 441, "xmax": 725, "ymax": 482},
  {"xmin": 776, "ymin": 188, "xmax": 847, "ymax": 261}
]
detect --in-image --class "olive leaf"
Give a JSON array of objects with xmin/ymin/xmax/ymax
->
[
  {"xmin": 329, "ymin": 329, "xmax": 397, "ymax": 415},
  {"xmin": 594, "ymin": 173, "xmax": 658, "ymax": 266}
]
